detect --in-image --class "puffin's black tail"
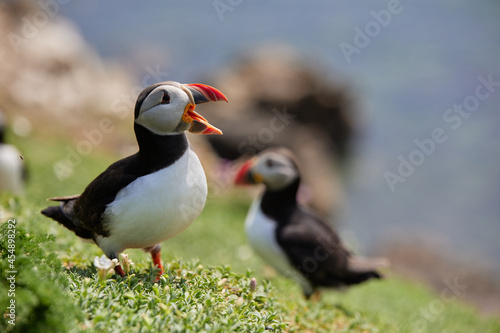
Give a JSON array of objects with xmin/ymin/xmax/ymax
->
[
  {"xmin": 343, "ymin": 270, "xmax": 382, "ymax": 286},
  {"xmin": 41, "ymin": 195, "xmax": 92, "ymax": 239},
  {"xmin": 343, "ymin": 255, "xmax": 389, "ymax": 285}
]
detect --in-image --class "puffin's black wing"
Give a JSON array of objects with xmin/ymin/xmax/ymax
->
[
  {"xmin": 42, "ymin": 132, "xmax": 189, "ymax": 238},
  {"xmin": 73, "ymin": 154, "xmax": 145, "ymax": 237},
  {"xmin": 276, "ymin": 207, "xmax": 381, "ymax": 289},
  {"xmin": 41, "ymin": 155, "xmax": 141, "ymax": 238}
]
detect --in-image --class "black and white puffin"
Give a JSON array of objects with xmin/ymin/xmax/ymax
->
[
  {"xmin": 42, "ymin": 81, "xmax": 228, "ymax": 279},
  {"xmin": 0, "ymin": 113, "xmax": 25, "ymax": 195},
  {"xmin": 235, "ymin": 148, "xmax": 386, "ymax": 298}
]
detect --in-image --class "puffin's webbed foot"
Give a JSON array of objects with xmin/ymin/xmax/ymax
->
[
  {"xmin": 304, "ymin": 289, "xmax": 321, "ymax": 301},
  {"xmin": 114, "ymin": 264, "xmax": 126, "ymax": 277},
  {"xmin": 107, "ymin": 253, "xmax": 126, "ymax": 277}
]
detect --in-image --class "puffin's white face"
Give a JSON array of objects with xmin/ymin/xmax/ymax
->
[
  {"xmin": 135, "ymin": 85, "xmax": 192, "ymax": 135},
  {"xmin": 251, "ymin": 152, "xmax": 299, "ymax": 191}
]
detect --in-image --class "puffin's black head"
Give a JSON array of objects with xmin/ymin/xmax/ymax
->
[
  {"xmin": 133, "ymin": 81, "xmax": 228, "ymax": 136},
  {"xmin": 235, "ymin": 147, "xmax": 301, "ymax": 191}
]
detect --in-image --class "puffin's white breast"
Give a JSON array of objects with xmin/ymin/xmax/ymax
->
[
  {"xmin": 0, "ymin": 144, "xmax": 24, "ymax": 195},
  {"xmin": 245, "ymin": 198, "xmax": 313, "ymax": 294},
  {"xmin": 98, "ymin": 148, "xmax": 207, "ymax": 254}
]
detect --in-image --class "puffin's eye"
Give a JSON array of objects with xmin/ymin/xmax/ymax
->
[
  {"xmin": 265, "ymin": 159, "xmax": 274, "ymax": 168},
  {"xmin": 161, "ymin": 92, "xmax": 170, "ymax": 104}
]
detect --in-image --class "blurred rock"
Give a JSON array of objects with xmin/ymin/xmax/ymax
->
[
  {"xmin": 200, "ymin": 45, "xmax": 357, "ymax": 215},
  {"xmin": 0, "ymin": 1, "xmax": 131, "ymax": 130},
  {"xmin": 0, "ymin": 2, "xmax": 229, "ymax": 190}
]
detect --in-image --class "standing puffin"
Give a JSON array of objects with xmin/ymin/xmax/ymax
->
[
  {"xmin": 235, "ymin": 148, "xmax": 386, "ymax": 298},
  {"xmin": 42, "ymin": 81, "xmax": 228, "ymax": 279}
]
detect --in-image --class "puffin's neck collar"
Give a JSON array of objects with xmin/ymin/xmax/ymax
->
[
  {"xmin": 260, "ymin": 178, "xmax": 300, "ymax": 223},
  {"xmin": 134, "ymin": 123, "xmax": 188, "ymax": 164}
]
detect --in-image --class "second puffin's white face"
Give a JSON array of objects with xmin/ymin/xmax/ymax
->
[
  {"xmin": 135, "ymin": 85, "xmax": 192, "ymax": 135},
  {"xmin": 253, "ymin": 152, "xmax": 299, "ymax": 191}
]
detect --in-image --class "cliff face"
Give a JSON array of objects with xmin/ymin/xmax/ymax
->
[{"xmin": 0, "ymin": 1, "xmax": 131, "ymax": 129}]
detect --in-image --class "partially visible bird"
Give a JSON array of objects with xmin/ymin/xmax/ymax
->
[
  {"xmin": 42, "ymin": 81, "xmax": 228, "ymax": 279},
  {"xmin": 235, "ymin": 148, "xmax": 387, "ymax": 298},
  {"xmin": 0, "ymin": 112, "xmax": 25, "ymax": 195}
]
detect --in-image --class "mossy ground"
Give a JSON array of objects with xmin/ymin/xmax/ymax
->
[{"xmin": 0, "ymin": 132, "xmax": 499, "ymax": 332}]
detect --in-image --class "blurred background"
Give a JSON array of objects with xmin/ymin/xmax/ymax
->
[{"xmin": 1, "ymin": 0, "xmax": 499, "ymax": 316}]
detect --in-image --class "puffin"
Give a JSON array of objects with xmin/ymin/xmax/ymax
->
[
  {"xmin": 0, "ymin": 113, "xmax": 25, "ymax": 195},
  {"xmin": 235, "ymin": 148, "xmax": 386, "ymax": 298},
  {"xmin": 42, "ymin": 81, "xmax": 228, "ymax": 279}
]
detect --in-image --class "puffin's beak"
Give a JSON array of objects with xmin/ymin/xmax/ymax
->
[
  {"xmin": 181, "ymin": 84, "xmax": 228, "ymax": 135},
  {"xmin": 184, "ymin": 84, "xmax": 228, "ymax": 104},
  {"xmin": 235, "ymin": 159, "xmax": 262, "ymax": 185}
]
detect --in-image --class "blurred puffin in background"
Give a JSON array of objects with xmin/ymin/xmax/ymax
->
[
  {"xmin": 235, "ymin": 148, "xmax": 387, "ymax": 298},
  {"xmin": 0, "ymin": 112, "xmax": 25, "ymax": 195},
  {"xmin": 42, "ymin": 81, "xmax": 228, "ymax": 280}
]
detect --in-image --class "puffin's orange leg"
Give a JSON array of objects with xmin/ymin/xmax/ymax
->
[{"xmin": 150, "ymin": 247, "xmax": 164, "ymax": 281}]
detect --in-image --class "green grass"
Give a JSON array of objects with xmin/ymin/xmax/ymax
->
[{"xmin": 1, "ymin": 131, "xmax": 499, "ymax": 332}]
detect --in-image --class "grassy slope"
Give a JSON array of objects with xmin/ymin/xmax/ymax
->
[{"xmin": 1, "ymin": 132, "xmax": 499, "ymax": 332}]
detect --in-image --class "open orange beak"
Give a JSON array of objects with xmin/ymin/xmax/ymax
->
[
  {"xmin": 181, "ymin": 83, "xmax": 228, "ymax": 135},
  {"xmin": 235, "ymin": 159, "xmax": 260, "ymax": 185}
]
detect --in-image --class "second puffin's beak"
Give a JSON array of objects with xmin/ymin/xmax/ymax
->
[
  {"xmin": 234, "ymin": 159, "xmax": 262, "ymax": 185},
  {"xmin": 181, "ymin": 83, "xmax": 228, "ymax": 135}
]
